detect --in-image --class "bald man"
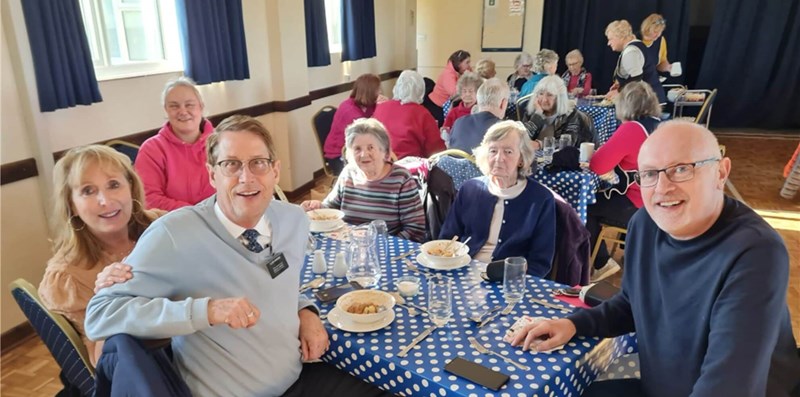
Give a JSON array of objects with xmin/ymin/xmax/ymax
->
[{"xmin": 512, "ymin": 121, "xmax": 800, "ymax": 397}]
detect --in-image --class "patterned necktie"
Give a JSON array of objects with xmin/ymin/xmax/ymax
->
[{"xmin": 241, "ymin": 229, "xmax": 264, "ymax": 253}]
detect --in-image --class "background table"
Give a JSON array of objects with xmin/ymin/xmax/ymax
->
[
  {"xmin": 533, "ymin": 169, "xmax": 600, "ymax": 223},
  {"xmin": 302, "ymin": 235, "xmax": 637, "ymax": 397},
  {"xmin": 576, "ymin": 104, "xmax": 619, "ymax": 146}
]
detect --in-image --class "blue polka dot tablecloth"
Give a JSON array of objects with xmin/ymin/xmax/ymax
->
[
  {"xmin": 302, "ymin": 235, "xmax": 637, "ymax": 397},
  {"xmin": 443, "ymin": 98, "xmax": 453, "ymax": 119},
  {"xmin": 576, "ymin": 105, "xmax": 619, "ymax": 146},
  {"xmin": 533, "ymin": 169, "xmax": 600, "ymax": 224}
]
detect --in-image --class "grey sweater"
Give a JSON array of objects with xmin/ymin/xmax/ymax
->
[{"xmin": 86, "ymin": 196, "xmax": 314, "ymax": 397}]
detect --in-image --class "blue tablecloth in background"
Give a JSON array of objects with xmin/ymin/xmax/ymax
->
[
  {"xmin": 576, "ymin": 105, "xmax": 619, "ymax": 146},
  {"xmin": 302, "ymin": 235, "xmax": 637, "ymax": 397},
  {"xmin": 533, "ymin": 169, "xmax": 600, "ymax": 223}
]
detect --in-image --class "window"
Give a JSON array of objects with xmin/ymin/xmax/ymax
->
[
  {"xmin": 79, "ymin": 0, "xmax": 183, "ymax": 80},
  {"xmin": 324, "ymin": 0, "xmax": 342, "ymax": 53}
]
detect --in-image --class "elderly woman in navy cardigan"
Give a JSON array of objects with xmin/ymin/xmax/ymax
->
[{"xmin": 439, "ymin": 120, "xmax": 556, "ymax": 277}]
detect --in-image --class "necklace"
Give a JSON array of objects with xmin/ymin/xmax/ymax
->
[{"xmin": 104, "ymin": 241, "xmax": 135, "ymax": 262}]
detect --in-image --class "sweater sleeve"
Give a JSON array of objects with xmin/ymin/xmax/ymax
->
[
  {"xmin": 38, "ymin": 266, "xmax": 92, "ymax": 341},
  {"xmin": 135, "ymin": 142, "xmax": 193, "ymax": 211},
  {"xmin": 85, "ymin": 222, "xmax": 212, "ymax": 340},
  {"xmin": 526, "ymin": 193, "xmax": 556, "ymax": 277},
  {"xmin": 688, "ymin": 238, "xmax": 790, "ymax": 397},
  {"xmin": 590, "ymin": 122, "xmax": 639, "ymax": 175},
  {"xmin": 395, "ymin": 177, "xmax": 426, "ymax": 243}
]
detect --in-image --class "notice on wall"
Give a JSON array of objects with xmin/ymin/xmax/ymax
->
[
  {"xmin": 482, "ymin": 0, "xmax": 526, "ymax": 51},
  {"xmin": 509, "ymin": 0, "xmax": 524, "ymax": 16}
]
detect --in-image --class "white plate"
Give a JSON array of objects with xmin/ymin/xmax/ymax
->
[
  {"xmin": 327, "ymin": 307, "xmax": 395, "ymax": 333},
  {"xmin": 310, "ymin": 220, "xmax": 345, "ymax": 233},
  {"xmin": 416, "ymin": 253, "xmax": 471, "ymax": 271}
]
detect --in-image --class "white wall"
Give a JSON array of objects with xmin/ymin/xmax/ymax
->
[{"xmin": 0, "ymin": 0, "xmax": 416, "ymax": 333}]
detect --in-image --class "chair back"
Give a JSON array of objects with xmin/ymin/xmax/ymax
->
[
  {"xmin": 9, "ymin": 279, "xmax": 96, "ymax": 396},
  {"xmin": 311, "ymin": 106, "xmax": 338, "ymax": 176},
  {"xmin": 431, "ymin": 154, "xmax": 482, "ymax": 191},
  {"xmin": 516, "ymin": 93, "xmax": 533, "ymax": 121},
  {"xmin": 694, "ymin": 88, "xmax": 718, "ymax": 128},
  {"xmin": 273, "ymin": 185, "xmax": 289, "ymax": 202},
  {"xmin": 105, "ymin": 139, "xmax": 140, "ymax": 164},
  {"xmin": 429, "ymin": 148, "xmax": 475, "ymax": 163}
]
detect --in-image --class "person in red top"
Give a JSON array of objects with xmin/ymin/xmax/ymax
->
[
  {"xmin": 323, "ymin": 73, "xmax": 381, "ymax": 175},
  {"xmin": 588, "ymin": 81, "xmax": 662, "ymax": 281},
  {"xmin": 561, "ymin": 49, "xmax": 593, "ymax": 97},
  {"xmin": 135, "ymin": 77, "xmax": 215, "ymax": 211},
  {"xmin": 427, "ymin": 50, "xmax": 471, "ymax": 125},
  {"xmin": 442, "ymin": 72, "xmax": 482, "ymax": 131},
  {"xmin": 374, "ymin": 70, "xmax": 445, "ymax": 159}
]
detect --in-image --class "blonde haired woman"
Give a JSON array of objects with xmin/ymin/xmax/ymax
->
[
  {"xmin": 641, "ymin": 13, "xmax": 673, "ymax": 73},
  {"xmin": 605, "ymin": 20, "xmax": 666, "ymax": 103},
  {"xmin": 39, "ymin": 145, "xmax": 161, "ymax": 366}
]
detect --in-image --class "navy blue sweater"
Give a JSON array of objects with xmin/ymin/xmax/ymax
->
[{"xmin": 570, "ymin": 197, "xmax": 800, "ymax": 397}]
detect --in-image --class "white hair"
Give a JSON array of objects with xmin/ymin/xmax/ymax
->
[
  {"xmin": 392, "ymin": 70, "xmax": 425, "ymax": 105},
  {"xmin": 527, "ymin": 75, "xmax": 574, "ymax": 117}
]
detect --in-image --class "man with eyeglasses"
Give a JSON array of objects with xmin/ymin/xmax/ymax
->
[
  {"xmin": 512, "ymin": 121, "xmax": 800, "ymax": 397},
  {"xmin": 86, "ymin": 115, "xmax": 391, "ymax": 396}
]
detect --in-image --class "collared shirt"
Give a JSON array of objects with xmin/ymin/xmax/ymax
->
[{"xmin": 214, "ymin": 201, "xmax": 272, "ymax": 248}]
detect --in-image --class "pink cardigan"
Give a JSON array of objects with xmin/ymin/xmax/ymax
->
[
  {"xmin": 428, "ymin": 61, "xmax": 460, "ymax": 107},
  {"xmin": 323, "ymin": 98, "xmax": 375, "ymax": 159},
  {"xmin": 135, "ymin": 121, "xmax": 216, "ymax": 211},
  {"xmin": 589, "ymin": 121, "xmax": 647, "ymax": 208}
]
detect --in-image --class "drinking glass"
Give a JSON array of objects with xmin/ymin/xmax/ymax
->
[
  {"xmin": 503, "ymin": 257, "xmax": 527, "ymax": 303},
  {"xmin": 559, "ymin": 134, "xmax": 573, "ymax": 150},
  {"xmin": 542, "ymin": 137, "xmax": 556, "ymax": 164},
  {"xmin": 589, "ymin": 89, "xmax": 597, "ymax": 97},
  {"xmin": 370, "ymin": 220, "xmax": 389, "ymax": 262},
  {"xmin": 428, "ymin": 275, "xmax": 453, "ymax": 327}
]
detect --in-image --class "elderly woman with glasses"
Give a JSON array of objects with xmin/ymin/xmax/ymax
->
[
  {"xmin": 561, "ymin": 49, "xmax": 593, "ymax": 97},
  {"xmin": 373, "ymin": 70, "xmax": 445, "ymax": 159},
  {"xmin": 518, "ymin": 49, "xmax": 559, "ymax": 98},
  {"xmin": 439, "ymin": 121, "xmax": 556, "ymax": 277},
  {"xmin": 301, "ymin": 118, "xmax": 426, "ymax": 242},
  {"xmin": 507, "ymin": 52, "xmax": 534, "ymax": 92},
  {"xmin": 521, "ymin": 75, "xmax": 596, "ymax": 149},
  {"xmin": 136, "ymin": 77, "xmax": 216, "ymax": 211},
  {"xmin": 586, "ymin": 82, "xmax": 662, "ymax": 282}
]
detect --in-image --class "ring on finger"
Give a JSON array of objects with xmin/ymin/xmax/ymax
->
[{"xmin": 247, "ymin": 311, "xmax": 255, "ymax": 318}]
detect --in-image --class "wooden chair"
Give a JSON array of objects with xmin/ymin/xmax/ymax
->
[
  {"xmin": 673, "ymin": 89, "xmax": 718, "ymax": 128},
  {"xmin": 273, "ymin": 185, "xmax": 289, "ymax": 202},
  {"xmin": 9, "ymin": 279, "xmax": 96, "ymax": 396},
  {"xmin": 311, "ymin": 106, "xmax": 338, "ymax": 177},
  {"xmin": 105, "ymin": 139, "xmax": 140, "ymax": 164},
  {"xmin": 590, "ymin": 225, "xmax": 628, "ymax": 269}
]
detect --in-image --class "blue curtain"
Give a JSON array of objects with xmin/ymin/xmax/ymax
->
[
  {"xmin": 305, "ymin": 0, "xmax": 331, "ymax": 67},
  {"xmin": 175, "ymin": 0, "xmax": 250, "ymax": 84},
  {"xmin": 20, "ymin": 0, "xmax": 102, "ymax": 112},
  {"xmin": 341, "ymin": 0, "xmax": 377, "ymax": 62}
]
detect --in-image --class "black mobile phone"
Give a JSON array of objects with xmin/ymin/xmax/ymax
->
[
  {"xmin": 444, "ymin": 357, "xmax": 509, "ymax": 391},
  {"xmin": 314, "ymin": 281, "xmax": 363, "ymax": 303}
]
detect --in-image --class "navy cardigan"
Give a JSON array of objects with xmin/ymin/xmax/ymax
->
[{"xmin": 439, "ymin": 176, "xmax": 556, "ymax": 277}]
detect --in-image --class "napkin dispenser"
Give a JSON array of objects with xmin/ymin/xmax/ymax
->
[{"xmin": 579, "ymin": 281, "xmax": 620, "ymax": 307}]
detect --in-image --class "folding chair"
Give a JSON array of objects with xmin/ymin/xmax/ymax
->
[
  {"xmin": 590, "ymin": 225, "xmax": 627, "ymax": 269},
  {"xmin": 673, "ymin": 89, "xmax": 717, "ymax": 128},
  {"xmin": 105, "ymin": 140, "xmax": 140, "ymax": 164},
  {"xmin": 311, "ymin": 106, "xmax": 338, "ymax": 177},
  {"xmin": 273, "ymin": 185, "xmax": 289, "ymax": 202},
  {"xmin": 9, "ymin": 279, "xmax": 96, "ymax": 396}
]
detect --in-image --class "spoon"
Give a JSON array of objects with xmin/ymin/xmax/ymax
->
[
  {"xmin": 299, "ymin": 276, "xmax": 325, "ymax": 292},
  {"xmin": 389, "ymin": 292, "xmax": 419, "ymax": 317}
]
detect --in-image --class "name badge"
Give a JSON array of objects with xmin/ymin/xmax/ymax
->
[{"xmin": 264, "ymin": 252, "xmax": 289, "ymax": 279}]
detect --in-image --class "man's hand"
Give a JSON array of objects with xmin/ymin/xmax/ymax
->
[
  {"xmin": 94, "ymin": 262, "xmax": 133, "ymax": 293},
  {"xmin": 208, "ymin": 298, "xmax": 260, "ymax": 329},
  {"xmin": 298, "ymin": 308, "xmax": 329, "ymax": 361},
  {"xmin": 511, "ymin": 318, "xmax": 576, "ymax": 352}
]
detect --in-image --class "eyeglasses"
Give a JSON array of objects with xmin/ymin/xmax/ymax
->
[
  {"xmin": 215, "ymin": 158, "xmax": 274, "ymax": 177},
  {"xmin": 521, "ymin": 64, "xmax": 533, "ymax": 68},
  {"xmin": 634, "ymin": 158, "xmax": 720, "ymax": 187},
  {"xmin": 654, "ymin": 18, "xmax": 666, "ymax": 26}
]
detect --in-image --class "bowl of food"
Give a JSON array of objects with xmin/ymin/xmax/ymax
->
[
  {"xmin": 307, "ymin": 209, "xmax": 345, "ymax": 230},
  {"xmin": 335, "ymin": 290, "xmax": 396, "ymax": 324},
  {"xmin": 420, "ymin": 240, "xmax": 470, "ymax": 268}
]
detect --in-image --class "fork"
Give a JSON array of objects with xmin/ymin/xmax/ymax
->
[
  {"xmin": 403, "ymin": 258, "xmax": 433, "ymax": 277},
  {"xmin": 468, "ymin": 336, "xmax": 530, "ymax": 371}
]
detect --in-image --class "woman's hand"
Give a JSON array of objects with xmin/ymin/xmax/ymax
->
[
  {"xmin": 531, "ymin": 140, "xmax": 542, "ymax": 150},
  {"xmin": 571, "ymin": 87, "xmax": 584, "ymax": 97},
  {"xmin": 300, "ymin": 200, "xmax": 322, "ymax": 212},
  {"xmin": 94, "ymin": 262, "xmax": 133, "ymax": 293}
]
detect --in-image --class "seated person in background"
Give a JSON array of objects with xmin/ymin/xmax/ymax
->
[
  {"xmin": 39, "ymin": 145, "xmax": 161, "ymax": 366},
  {"xmin": 518, "ymin": 49, "xmax": 559, "ymax": 98},
  {"xmin": 513, "ymin": 121, "xmax": 800, "ymax": 397},
  {"xmin": 374, "ymin": 70, "xmax": 445, "ymax": 159},
  {"xmin": 561, "ymin": 49, "xmax": 593, "ymax": 97},
  {"xmin": 586, "ymin": 82, "xmax": 662, "ymax": 282},
  {"xmin": 442, "ymin": 72, "xmax": 483, "ymax": 131},
  {"xmin": 605, "ymin": 20, "xmax": 666, "ymax": 104},
  {"xmin": 136, "ymin": 77, "xmax": 216, "ymax": 211},
  {"xmin": 323, "ymin": 73, "xmax": 382, "ymax": 175},
  {"xmin": 475, "ymin": 58, "xmax": 497, "ymax": 79},
  {"xmin": 449, "ymin": 78, "xmax": 509, "ymax": 154},
  {"xmin": 302, "ymin": 119, "xmax": 426, "ymax": 243},
  {"xmin": 86, "ymin": 116, "xmax": 390, "ymax": 397},
  {"xmin": 507, "ymin": 52, "xmax": 534, "ymax": 92},
  {"xmin": 440, "ymin": 121, "xmax": 556, "ymax": 277},
  {"xmin": 521, "ymin": 75, "xmax": 596, "ymax": 149}
]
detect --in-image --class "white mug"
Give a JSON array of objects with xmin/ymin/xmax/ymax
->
[
  {"xmin": 670, "ymin": 62, "xmax": 683, "ymax": 77},
  {"xmin": 580, "ymin": 142, "xmax": 595, "ymax": 162}
]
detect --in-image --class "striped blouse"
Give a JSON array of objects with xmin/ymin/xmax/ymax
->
[{"xmin": 323, "ymin": 163, "xmax": 426, "ymax": 242}]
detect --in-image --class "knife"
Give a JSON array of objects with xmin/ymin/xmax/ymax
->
[
  {"xmin": 397, "ymin": 324, "xmax": 438, "ymax": 357},
  {"xmin": 529, "ymin": 297, "xmax": 572, "ymax": 312},
  {"xmin": 479, "ymin": 302, "xmax": 516, "ymax": 328}
]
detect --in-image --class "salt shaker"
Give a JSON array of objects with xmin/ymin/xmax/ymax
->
[
  {"xmin": 332, "ymin": 252, "xmax": 347, "ymax": 278},
  {"xmin": 312, "ymin": 250, "xmax": 327, "ymax": 274}
]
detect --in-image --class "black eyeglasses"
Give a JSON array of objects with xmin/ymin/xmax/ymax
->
[
  {"xmin": 634, "ymin": 158, "xmax": 720, "ymax": 187},
  {"xmin": 215, "ymin": 158, "xmax": 274, "ymax": 177}
]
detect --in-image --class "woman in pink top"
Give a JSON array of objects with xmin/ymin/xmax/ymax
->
[
  {"xmin": 428, "ymin": 50, "xmax": 472, "ymax": 125},
  {"xmin": 323, "ymin": 73, "xmax": 381, "ymax": 174},
  {"xmin": 587, "ymin": 82, "xmax": 662, "ymax": 281},
  {"xmin": 135, "ymin": 77, "xmax": 216, "ymax": 211}
]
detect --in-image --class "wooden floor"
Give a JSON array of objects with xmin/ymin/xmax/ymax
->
[{"xmin": 2, "ymin": 132, "xmax": 798, "ymax": 396}]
